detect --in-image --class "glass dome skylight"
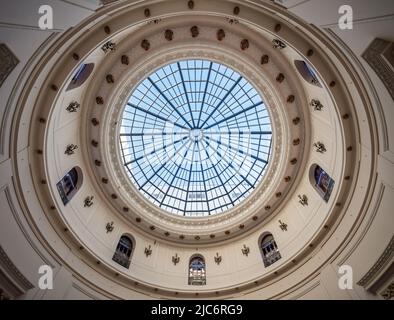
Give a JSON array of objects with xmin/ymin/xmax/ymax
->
[{"xmin": 119, "ymin": 60, "xmax": 272, "ymax": 217}]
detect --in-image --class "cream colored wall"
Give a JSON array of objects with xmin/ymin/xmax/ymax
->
[
  {"xmin": 0, "ymin": 0, "xmax": 114, "ymax": 300},
  {"xmin": 275, "ymin": 0, "xmax": 394, "ymax": 299},
  {"xmin": 0, "ymin": 0, "xmax": 393, "ymax": 300}
]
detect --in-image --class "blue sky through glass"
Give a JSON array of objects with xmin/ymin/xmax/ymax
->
[{"xmin": 119, "ymin": 60, "xmax": 272, "ymax": 217}]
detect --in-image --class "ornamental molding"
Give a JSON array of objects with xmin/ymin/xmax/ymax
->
[
  {"xmin": 0, "ymin": 245, "xmax": 34, "ymax": 294},
  {"xmin": 90, "ymin": 23, "xmax": 306, "ymax": 238},
  {"xmin": 357, "ymin": 236, "xmax": 394, "ymax": 288},
  {"xmin": 0, "ymin": 43, "xmax": 19, "ymax": 88},
  {"xmin": 10, "ymin": 0, "xmax": 364, "ymax": 297},
  {"xmin": 107, "ymin": 47, "xmax": 284, "ymax": 222},
  {"xmin": 362, "ymin": 38, "xmax": 394, "ymax": 100}
]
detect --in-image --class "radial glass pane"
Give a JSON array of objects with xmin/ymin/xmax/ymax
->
[{"xmin": 119, "ymin": 59, "xmax": 272, "ymax": 217}]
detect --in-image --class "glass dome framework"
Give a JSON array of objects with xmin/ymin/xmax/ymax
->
[{"xmin": 119, "ymin": 60, "xmax": 272, "ymax": 217}]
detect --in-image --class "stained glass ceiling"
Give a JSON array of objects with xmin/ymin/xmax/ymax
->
[{"xmin": 119, "ymin": 59, "xmax": 272, "ymax": 217}]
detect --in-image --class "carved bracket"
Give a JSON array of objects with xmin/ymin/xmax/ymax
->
[
  {"xmin": 144, "ymin": 245, "xmax": 152, "ymax": 257},
  {"xmin": 241, "ymin": 244, "xmax": 250, "ymax": 256},
  {"xmin": 314, "ymin": 141, "xmax": 327, "ymax": 153},
  {"xmin": 64, "ymin": 144, "xmax": 78, "ymax": 155},
  {"xmin": 105, "ymin": 221, "xmax": 114, "ymax": 233},
  {"xmin": 83, "ymin": 196, "xmax": 94, "ymax": 207},
  {"xmin": 172, "ymin": 253, "xmax": 180, "ymax": 265},
  {"xmin": 298, "ymin": 194, "xmax": 308, "ymax": 206},
  {"xmin": 214, "ymin": 252, "xmax": 222, "ymax": 265},
  {"xmin": 279, "ymin": 220, "xmax": 288, "ymax": 231}
]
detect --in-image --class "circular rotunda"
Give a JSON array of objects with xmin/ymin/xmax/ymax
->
[{"xmin": 0, "ymin": 0, "xmax": 393, "ymax": 300}]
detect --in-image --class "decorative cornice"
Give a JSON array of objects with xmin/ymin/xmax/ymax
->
[
  {"xmin": 0, "ymin": 245, "xmax": 34, "ymax": 293},
  {"xmin": 362, "ymin": 38, "xmax": 394, "ymax": 100},
  {"xmin": 86, "ymin": 20, "xmax": 307, "ymax": 243},
  {"xmin": 7, "ymin": 0, "xmax": 366, "ymax": 295},
  {"xmin": 0, "ymin": 43, "xmax": 19, "ymax": 88},
  {"xmin": 357, "ymin": 236, "xmax": 394, "ymax": 288},
  {"xmin": 380, "ymin": 281, "xmax": 394, "ymax": 300}
]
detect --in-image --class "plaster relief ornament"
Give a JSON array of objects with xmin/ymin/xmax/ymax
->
[
  {"xmin": 272, "ymin": 39, "xmax": 286, "ymax": 49},
  {"xmin": 241, "ymin": 245, "xmax": 250, "ymax": 256},
  {"xmin": 141, "ymin": 39, "xmax": 150, "ymax": 51},
  {"xmin": 144, "ymin": 245, "xmax": 152, "ymax": 257},
  {"xmin": 214, "ymin": 253, "xmax": 222, "ymax": 265},
  {"xmin": 261, "ymin": 54, "xmax": 269, "ymax": 64},
  {"xmin": 121, "ymin": 55, "xmax": 129, "ymax": 65},
  {"xmin": 106, "ymin": 74, "xmax": 114, "ymax": 83},
  {"xmin": 298, "ymin": 194, "xmax": 308, "ymax": 206},
  {"xmin": 101, "ymin": 41, "xmax": 116, "ymax": 53},
  {"xmin": 279, "ymin": 220, "xmax": 288, "ymax": 231},
  {"xmin": 314, "ymin": 141, "xmax": 327, "ymax": 153},
  {"xmin": 240, "ymin": 39, "xmax": 249, "ymax": 50},
  {"xmin": 217, "ymin": 29, "xmax": 225, "ymax": 41},
  {"xmin": 96, "ymin": 96, "xmax": 104, "ymax": 104},
  {"xmin": 64, "ymin": 144, "xmax": 78, "ymax": 155},
  {"xmin": 172, "ymin": 253, "xmax": 180, "ymax": 265},
  {"xmin": 83, "ymin": 196, "xmax": 94, "ymax": 207},
  {"xmin": 311, "ymin": 99, "xmax": 323, "ymax": 111},
  {"xmin": 190, "ymin": 26, "xmax": 199, "ymax": 38},
  {"xmin": 276, "ymin": 73, "xmax": 285, "ymax": 83},
  {"xmin": 106, "ymin": 221, "xmax": 114, "ymax": 233},
  {"xmin": 66, "ymin": 101, "xmax": 80, "ymax": 113},
  {"xmin": 165, "ymin": 29, "xmax": 174, "ymax": 41},
  {"xmin": 227, "ymin": 17, "xmax": 239, "ymax": 25}
]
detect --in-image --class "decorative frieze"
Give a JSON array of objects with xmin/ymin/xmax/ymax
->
[
  {"xmin": 381, "ymin": 282, "xmax": 394, "ymax": 300},
  {"xmin": 362, "ymin": 38, "xmax": 394, "ymax": 100},
  {"xmin": 357, "ymin": 236, "xmax": 394, "ymax": 288},
  {"xmin": 0, "ymin": 44, "xmax": 19, "ymax": 88}
]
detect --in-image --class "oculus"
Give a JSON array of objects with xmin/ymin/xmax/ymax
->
[{"xmin": 119, "ymin": 60, "xmax": 273, "ymax": 217}]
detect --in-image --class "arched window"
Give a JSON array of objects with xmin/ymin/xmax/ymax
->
[
  {"xmin": 56, "ymin": 167, "xmax": 83, "ymax": 205},
  {"xmin": 188, "ymin": 255, "xmax": 206, "ymax": 285},
  {"xmin": 260, "ymin": 233, "xmax": 281, "ymax": 267},
  {"xmin": 66, "ymin": 63, "xmax": 94, "ymax": 91},
  {"xmin": 112, "ymin": 235, "xmax": 133, "ymax": 269},
  {"xmin": 310, "ymin": 164, "xmax": 335, "ymax": 202},
  {"xmin": 294, "ymin": 60, "xmax": 322, "ymax": 87}
]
